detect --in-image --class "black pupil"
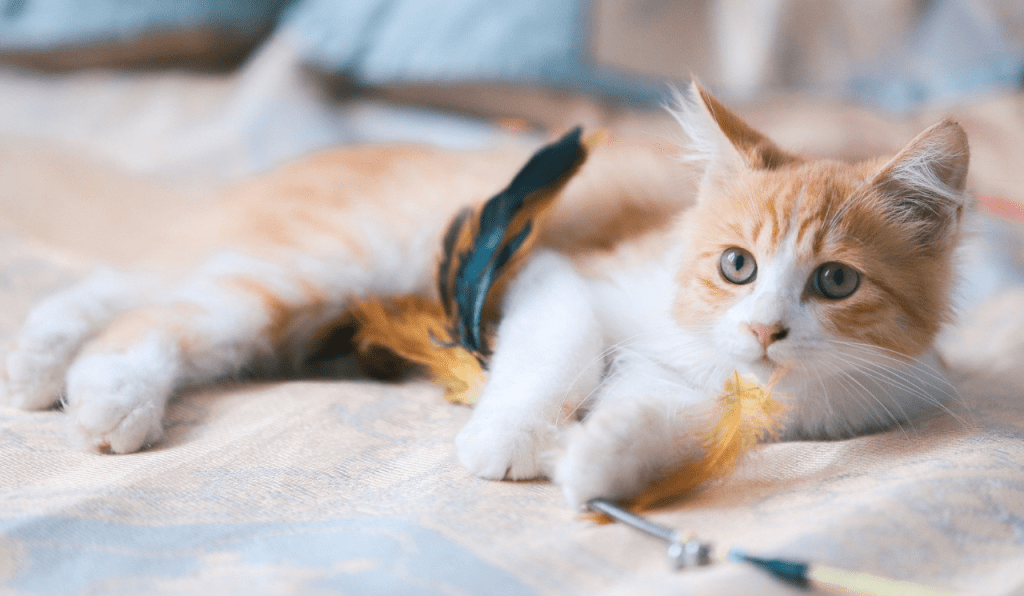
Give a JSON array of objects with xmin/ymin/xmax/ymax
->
[
  {"xmin": 733, "ymin": 253, "xmax": 745, "ymax": 271},
  {"xmin": 832, "ymin": 267, "xmax": 844, "ymax": 286}
]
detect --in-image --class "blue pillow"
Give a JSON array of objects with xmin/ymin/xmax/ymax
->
[{"xmin": 280, "ymin": 0, "xmax": 667, "ymax": 105}]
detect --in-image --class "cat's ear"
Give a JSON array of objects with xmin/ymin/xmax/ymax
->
[
  {"xmin": 670, "ymin": 79, "xmax": 799, "ymax": 177},
  {"xmin": 867, "ymin": 119, "xmax": 970, "ymax": 250}
]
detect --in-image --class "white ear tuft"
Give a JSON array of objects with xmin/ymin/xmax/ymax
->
[
  {"xmin": 869, "ymin": 118, "xmax": 971, "ymax": 249},
  {"xmin": 667, "ymin": 81, "xmax": 742, "ymax": 170},
  {"xmin": 667, "ymin": 79, "xmax": 799, "ymax": 179}
]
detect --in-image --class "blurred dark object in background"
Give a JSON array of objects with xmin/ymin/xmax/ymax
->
[
  {"xmin": 1, "ymin": 0, "xmax": 1022, "ymax": 112},
  {"xmin": 0, "ymin": 0, "xmax": 289, "ymax": 70}
]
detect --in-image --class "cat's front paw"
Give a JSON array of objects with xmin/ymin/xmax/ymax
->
[
  {"xmin": 64, "ymin": 333, "xmax": 178, "ymax": 453},
  {"xmin": 553, "ymin": 396, "xmax": 706, "ymax": 510},
  {"xmin": 553, "ymin": 421, "xmax": 649, "ymax": 510},
  {"xmin": 455, "ymin": 413, "xmax": 553, "ymax": 481}
]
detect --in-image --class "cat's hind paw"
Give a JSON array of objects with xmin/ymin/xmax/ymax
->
[
  {"xmin": 1, "ymin": 268, "xmax": 149, "ymax": 411},
  {"xmin": 1, "ymin": 342, "xmax": 69, "ymax": 410},
  {"xmin": 64, "ymin": 332, "xmax": 178, "ymax": 453}
]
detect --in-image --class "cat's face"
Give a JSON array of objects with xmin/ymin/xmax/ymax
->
[{"xmin": 669, "ymin": 83, "xmax": 970, "ymax": 392}]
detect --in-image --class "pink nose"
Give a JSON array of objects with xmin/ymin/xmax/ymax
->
[{"xmin": 747, "ymin": 322, "xmax": 789, "ymax": 349}]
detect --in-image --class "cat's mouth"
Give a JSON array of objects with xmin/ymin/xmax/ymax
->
[
  {"xmin": 752, "ymin": 354, "xmax": 786, "ymax": 376},
  {"xmin": 751, "ymin": 354, "xmax": 799, "ymax": 387}
]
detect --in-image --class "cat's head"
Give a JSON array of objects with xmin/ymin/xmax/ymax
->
[{"xmin": 670, "ymin": 81, "xmax": 970, "ymax": 411}]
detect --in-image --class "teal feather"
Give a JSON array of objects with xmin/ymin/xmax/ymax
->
[
  {"xmin": 437, "ymin": 127, "xmax": 585, "ymax": 361},
  {"xmin": 728, "ymin": 549, "xmax": 810, "ymax": 588}
]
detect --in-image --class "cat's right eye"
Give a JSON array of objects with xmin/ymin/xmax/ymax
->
[
  {"xmin": 812, "ymin": 262, "xmax": 860, "ymax": 300},
  {"xmin": 719, "ymin": 247, "xmax": 757, "ymax": 285}
]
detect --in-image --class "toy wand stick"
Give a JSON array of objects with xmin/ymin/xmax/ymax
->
[{"xmin": 586, "ymin": 499, "xmax": 970, "ymax": 596}]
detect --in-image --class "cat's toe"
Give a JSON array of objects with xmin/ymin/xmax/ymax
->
[
  {"xmin": 70, "ymin": 391, "xmax": 165, "ymax": 453},
  {"xmin": 455, "ymin": 416, "xmax": 551, "ymax": 480},
  {"xmin": 64, "ymin": 335, "xmax": 177, "ymax": 453}
]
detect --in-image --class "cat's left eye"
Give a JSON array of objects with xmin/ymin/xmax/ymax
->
[
  {"xmin": 813, "ymin": 262, "xmax": 860, "ymax": 300},
  {"xmin": 719, "ymin": 247, "xmax": 757, "ymax": 285}
]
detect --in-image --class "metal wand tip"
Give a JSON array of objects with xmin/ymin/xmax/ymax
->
[{"xmin": 667, "ymin": 539, "xmax": 713, "ymax": 570}]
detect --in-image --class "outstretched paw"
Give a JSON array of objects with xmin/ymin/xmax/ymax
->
[
  {"xmin": 1, "ymin": 268, "xmax": 148, "ymax": 411},
  {"xmin": 2, "ymin": 343, "xmax": 68, "ymax": 410},
  {"xmin": 65, "ymin": 332, "xmax": 178, "ymax": 453}
]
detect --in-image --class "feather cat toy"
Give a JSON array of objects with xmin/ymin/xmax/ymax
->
[{"xmin": 347, "ymin": 127, "xmax": 589, "ymax": 406}]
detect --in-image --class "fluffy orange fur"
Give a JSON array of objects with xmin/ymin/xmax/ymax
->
[
  {"xmin": 675, "ymin": 125, "xmax": 967, "ymax": 359},
  {"xmin": 155, "ymin": 138, "xmax": 694, "ymax": 372}
]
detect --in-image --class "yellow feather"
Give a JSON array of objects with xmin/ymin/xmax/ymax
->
[
  {"xmin": 629, "ymin": 371, "xmax": 789, "ymax": 513},
  {"xmin": 348, "ymin": 296, "xmax": 487, "ymax": 405}
]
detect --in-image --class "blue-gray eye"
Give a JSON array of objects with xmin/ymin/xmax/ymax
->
[
  {"xmin": 719, "ymin": 247, "xmax": 757, "ymax": 285},
  {"xmin": 814, "ymin": 262, "xmax": 860, "ymax": 299}
]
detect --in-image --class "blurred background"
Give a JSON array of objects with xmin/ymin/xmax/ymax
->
[{"xmin": 1, "ymin": 0, "xmax": 1023, "ymax": 185}]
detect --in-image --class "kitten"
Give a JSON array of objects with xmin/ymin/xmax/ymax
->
[{"xmin": 0, "ymin": 82, "xmax": 969, "ymax": 509}]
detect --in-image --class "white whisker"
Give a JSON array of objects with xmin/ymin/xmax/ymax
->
[
  {"xmin": 817, "ymin": 358, "xmax": 901, "ymax": 435},
  {"xmin": 826, "ymin": 347, "xmax": 970, "ymax": 428},
  {"xmin": 828, "ymin": 339, "xmax": 959, "ymax": 388}
]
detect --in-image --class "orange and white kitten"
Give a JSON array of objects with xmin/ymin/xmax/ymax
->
[{"xmin": 0, "ymin": 82, "xmax": 970, "ymax": 508}]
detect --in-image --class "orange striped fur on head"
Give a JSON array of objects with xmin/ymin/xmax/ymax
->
[{"xmin": 668, "ymin": 82, "xmax": 970, "ymax": 434}]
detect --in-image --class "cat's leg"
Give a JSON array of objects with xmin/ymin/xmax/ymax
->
[
  {"xmin": 553, "ymin": 354, "xmax": 712, "ymax": 509},
  {"xmin": 61, "ymin": 250, "xmax": 372, "ymax": 453},
  {"xmin": 1, "ymin": 268, "xmax": 155, "ymax": 410},
  {"xmin": 455, "ymin": 251, "xmax": 604, "ymax": 480}
]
